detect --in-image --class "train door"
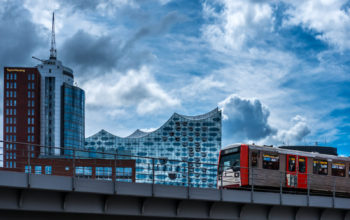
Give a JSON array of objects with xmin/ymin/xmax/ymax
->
[
  {"xmin": 286, "ymin": 155, "xmax": 297, "ymax": 187},
  {"xmin": 297, "ymin": 157, "xmax": 307, "ymax": 189},
  {"xmin": 286, "ymin": 155, "xmax": 308, "ymax": 189}
]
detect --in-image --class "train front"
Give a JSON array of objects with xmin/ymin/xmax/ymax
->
[{"xmin": 217, "ymin": 145, "xmax": 242, "ymax": 188}]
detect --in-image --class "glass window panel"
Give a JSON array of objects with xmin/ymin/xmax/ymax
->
[{"xmin": 35, "ymin": 166, "xmax": 42, "ymax": 174}]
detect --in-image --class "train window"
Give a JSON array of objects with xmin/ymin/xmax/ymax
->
[
  {"xmin": 313, "ymin": 160, "xmax": 328, "ymax": 175},
  {"xmin": 298, "ymin": 157, "xmax": 306, "ymax": 173},
  {"xmin": 288, "ymin": 156, "xmax": 296, "ymax": 172},
  {"xmin": 219, "ymin": 149, "xmax": 240, "ymax": 175},
  {"xmin": 263, "ymin": 154, "xmax": 279, "ymax": 170},
  {"xmin": 251, "ymin": 152, "xmax": 258, "ymax": 167},
  {"xmin": 332, "ymin": 162, "xmax": 345, "ymax": 177}
]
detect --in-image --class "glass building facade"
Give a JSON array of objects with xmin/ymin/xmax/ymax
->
[
  {"xmin": 84, "ymin": 108, "xmax": 222, "ymax": 188},
  {"xmin": 61, "ymin": 83, "xmax": 85, "ymax": 156}
]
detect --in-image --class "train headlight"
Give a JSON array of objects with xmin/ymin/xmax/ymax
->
[{"xmin": 234, "ymin": 172, "xmax": 240, "ymax": 177}]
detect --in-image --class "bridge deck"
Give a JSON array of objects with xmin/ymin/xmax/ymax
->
[{"xmin": 1, "ymin": 171, "xmax": 350, "ymax": 220}]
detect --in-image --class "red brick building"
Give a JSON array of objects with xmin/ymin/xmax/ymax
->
[{"xmin": 3, "ymin": 67, "xmax": 41, "ymax": 169}]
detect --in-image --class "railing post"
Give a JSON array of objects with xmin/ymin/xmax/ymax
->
[
  {"xmin": 220, "ymin": 164, "xmax": 223, "ymax": 201},
  {"xmin": 307, "ymin": 174, "xmax": 310, "ymax": 206},
  {"xmin": 152, "ymin": 158, "xmax": 155, "ymax": 185},
  {"xmin": 187, "ymin": 161, "xmax": 190, "ymax": 198},
  {"xmin": 28, "ymin": 143, "xmax": 31, "ymax": 172},
  {"xmin": 332, "ymin": 177, "xmax": 336, "ymax": 208},
  {"xmin": 251, "ymin": 167, "xmax": 254, "ymax": 203},
  {"xmin": 280, "ymin": 171, "xmax": 283, "ymax": 205},
  {"xmin": 73, "ymin": 149, "xmax": 76, "ymax": 178},
  {"xmin": 114, "ymin": 153, "xmax": 117, "ymax": 193}
]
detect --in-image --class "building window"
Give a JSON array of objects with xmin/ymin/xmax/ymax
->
[
  {"xmin": 14, "ymin": 100, "xmax": 16, "ymax": 106},
  {"xmin": 14, "ymin": 109, "xmax": 16, "ymax": 115},
  {"xmin": 35, "ymin": 166, "xmax": 42, "ymax": 174},
  {"xmin": 14, "ymin": 73, "xmax": 16, "ymax": 80},
  {"xmin": 14, "ymin": 91, "xmax": 16, "ymax": 97},
  {"xmin": 32, "ymin": 100, "xmax": 34, "ymax": 107},
  {"xmin": 28, "ymin": 91, "xmax": 31, "ymax": 98},
  {"xmin": 13, "ymin": 126, "xmax": 16, "ymax": 132},
  {"xmin": 45, "ymin": 166, "xmax": 52, "ymax": 175},
  {"xmin": 116, "ymin": 167, "xmax": 133, "ymax": 177},
  {"xmin": 7, "ymin": 73, "xmax": 9, "ymax": 80},
  {"xmin": 14, "ymin": 82, "xmax": 16, "ymax": 89},
  {"xmin": 14, "ymin": 153, "xmax": 16, "ymax": 159},
  {"xmin": 28, "ymin": 100, "xmax": 31, "ymax": 107},
  {"xmin": 96, "ymin": 167, "xmax": 112, "ymax": 180},
  {"xmin": 14, "ymin": 162, "xmax": 16, "ymax": 168},
  {"xmin": 25, "ymin": 166, "xmax": 32, "ymax": 173},
  {"xmin": 313, "ymin": 159, "xmax": 328, "ymax": 175},
  {"xmin": 31, "ymin": 118, "xmax": 34, "ymax": 124},
  {"xmin": 32, "ymin": 92, "xmax": 35, "ymax": 98},
  {"xmin": 32, "ymin": 74, "xmax": 35, "ymax": 80},
  {"xmin": 6, "ymin": 82, "xmax": 9, "ymax": 88},
  {"xmin": 6, "ymin": 91, "xmax": 8, "ymax": 97},
  {"xmin": 28, "ymin": 118, "xmax": 31, "ymax": 125},
  {"xmin": 75, "ymin": 167, "xmax": 92, "ymax": 178},
  {"xmin": 263, "ymin": 154, "xmax": 279, "ymax": 170},
  {"xmin": 332, "ymin": 162, "xmax": 345, "ymax": 177},
  {"xmin": 28, "ymin": 74, "xmax": 31, "ymax": 80}
]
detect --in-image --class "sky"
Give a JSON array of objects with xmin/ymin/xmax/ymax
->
[{"xmin": 0, "ymin": 0, "xmax": 350, "ymax": 156}]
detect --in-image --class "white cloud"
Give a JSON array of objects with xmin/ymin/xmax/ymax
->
[
  {"xmin": 179, "ymin": 75, "xmax": 225, "ymax": 99},
  {"xmin": 276, "ymin": 115, "xmax": 311, "ymax": 144},
  {"xmin": 219, "ymin": 94, "xmax": 277, "ymax": 143},
  {"xmin": 202, "ymin": 0, "xmax": 275, "ymax": 51},
  {"xmin": 82, "ymin": 66, "xmax": 180, "ymax": 115},
  {"xmin": 283, "ymin": 0, "xmax": 350, "ymax": 50}
]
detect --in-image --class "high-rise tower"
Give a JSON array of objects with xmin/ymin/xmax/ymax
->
[
  {"xmin": 3, "ymin": 12, "xmax": 85, "ymax": 170},
  {"xmin": 37, "ymin": 12, "xmax": 85, "ymax": 156}
]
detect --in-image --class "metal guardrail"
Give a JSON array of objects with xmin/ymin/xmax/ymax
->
[{"xmin": 0, "ymin": 140, "xmax": 349, "ymax": 199}]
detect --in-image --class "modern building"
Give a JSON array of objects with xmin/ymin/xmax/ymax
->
[
  {"xmin": 84, "ymin": 108, "xmax": 222, "ymax": 188},
  {"xmin": 2, "ymin": 13, "xmax": 85, "ymax": 170},
  {"xmin": 3, "ymin": 68, "xmax": 41, "ymax": 169}
]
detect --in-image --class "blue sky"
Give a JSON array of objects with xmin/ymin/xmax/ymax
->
[{"xmin": 0, "ymin": 0, "xmax": 350, "ymax": 155}]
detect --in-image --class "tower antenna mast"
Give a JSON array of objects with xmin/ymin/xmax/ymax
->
[{"xmin": 50, "ymin": 12, "xmax": 57, "ymax": 59}]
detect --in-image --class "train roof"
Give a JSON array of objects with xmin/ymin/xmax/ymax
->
[{"xmin": 222, "ymin": 144, "xmax": 350, "ymax": 162}]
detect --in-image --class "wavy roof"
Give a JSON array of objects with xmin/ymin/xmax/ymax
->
[{"xmin": 86, "ymin": 108, "xmax": 221, "ymax": 140}]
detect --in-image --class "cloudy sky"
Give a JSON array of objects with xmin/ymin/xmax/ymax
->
[{"xmin": 1, "ymin": 0, "xmax": 350, "ymax": 155}]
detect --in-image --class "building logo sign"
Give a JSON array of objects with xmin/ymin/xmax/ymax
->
[{"xmin": 6, "ymin": 68, "xmax": 25, "ymax": 72}]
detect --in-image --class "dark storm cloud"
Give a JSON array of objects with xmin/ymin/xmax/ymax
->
[
  {"xmin": 60, "ymin": 11, "xmax": 180, "ymax": 76},
  {"xmin": 0, "ymin": 1, "xmax": 44, "ymax": 66},
  {"xmin": 219, "ymin": 95, "xmax": 277, "ymax": 141}
]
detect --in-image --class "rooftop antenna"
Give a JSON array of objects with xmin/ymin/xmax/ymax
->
[{"xmin": 49, "ymin": 12, "xmax": 57, "ymax": 60}]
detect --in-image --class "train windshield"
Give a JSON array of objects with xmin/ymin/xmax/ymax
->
[{"xmin": 218, "ymin": 147, "xmax": 240, "ymax": 175}]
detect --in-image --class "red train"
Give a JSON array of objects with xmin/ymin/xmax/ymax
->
[{"xmin": 217, "ymin": 144, "xmax": 349, "ymax": 193}]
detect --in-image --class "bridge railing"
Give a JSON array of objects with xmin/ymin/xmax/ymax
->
[{"xmin": 0, "ymin": 140, "xmax": 348, "ymax": 197}]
